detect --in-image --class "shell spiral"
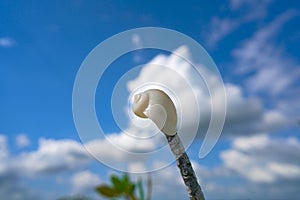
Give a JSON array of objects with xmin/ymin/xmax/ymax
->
[{"xmin": 132, "ymin": 89, "xmax": 177, "ymax": 136}]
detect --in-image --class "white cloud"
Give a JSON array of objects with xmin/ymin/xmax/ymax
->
[
  {"xmin": 0, "ymin": 135, "xmax": 41, "ymax": 200},
  {"xmin": 127, "ymin": 45, "xmax": 290, "ymax": 136},
  {"xmin": 229, "ymin": 0, "xmax": 271, "ymax": 20},
  {"xmin": 204, "ymin": 17, "xmax": 240, "ymax": 48},
  {"xmin": 231, "ymin": 10, "xmax": 300, "ymax": 121},
  {"xmin": 84, "ymin": 126, "xmax": 169, "ymax": 173},
  {"xmin": 233, "ymin": 10, "xmax": 297, "ymax": 73},
  {"xmin": 232, "ymin": 134, "xmax": 269, "ymax": 151},
  {"xmin": 1, "ymin": 132, "xmax": 299, "ymax": 199},
  {"xmin": 0, "ymin": 135, "xmax": 92, "ymax": 177},
  {"xmin": 81, "ymin": 44, "xmax": 294, "ymax": 173},
  {"xmin": 0, "ymin": 37, "xmax": 15, "ymax": 47},
  {"xmin": 16, "ymin": 134, "xmax": 30, "ymax": 148},
  {"xmin": 17, "ymin": 138, "xmax": 91, "ymax": 176},
  {"xmin": 221, "ymin": 134, "xmax": 300, "ymax": 183},
  {"xmin": 86, "ymin": 128, "xmax": 159, "ymax": 158},
  {"xmin": 0, "ymin": 135, "xmax": 9, "ymax": 175},
  {"xmin": 127, "ymin": 46, "xmax": 206, "ymax": 137},
  {"xmin": 0, "ymin": 135, "xmax": 8, "ymax": 160},
  {"xmin": 268, "ymin": 162, "xmax": 300, "ymax": 178},
  {"xmin": 0, "ymin": 135, "xmax": 95, "ymax": 199},
  {"xmin": 167, "ymin": 135, "xmax": 300, "ymax": 199},
  {"xmin": 204, "ymin": 0, "xmax": 272, "ymax": 47},
  {"xmin": 137, "ymin": 160, "xmax": 232, "ymax": 200},
  {"xmin": 0, "ymin": 177, "xmax": 40, "ymax": 200},
  {"xmin": 124, "ymin": 133, "xmax": 297, "ymax": 199},
  {"xmin": 71, "ymin": 170, "xmax": 101, "ymax": 193},
  {"xmin": 84, "ymin": 132, "xmax": 300, "ymax": 199}
]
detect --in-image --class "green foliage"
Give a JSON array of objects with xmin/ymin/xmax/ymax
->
[
  {"xmin": 95, "ymin": 174, "xmax": 144, "ymax": 200},
  {"xmin": 97, "ymin": 185, "xmax": 120, "ymax": 198}
]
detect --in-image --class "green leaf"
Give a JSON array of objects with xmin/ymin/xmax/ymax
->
[
  {"xmin": 95, "ymin": 185, "xmax": 120, "ymax": 198},
  {"xmin": 122, "ymin": 174, "xmax": 129, "ymax": 186},
  {"xmin": 111, "ymin": 175, "xmax": 125, "ymax": 192},
  {"xmin": 126, "ymin": 183, "xmax": 136, "ymax": 195},
  {"xmin": 120, "ymin": 174, "xmax": 136, "ymax": 196}
]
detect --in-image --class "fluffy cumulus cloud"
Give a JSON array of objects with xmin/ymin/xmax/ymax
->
[
  {"xmin": 71, "ymin": 170, "xmax": 101, "ymax": 193},
  {"xmin": 0, "ymin": 134, "xmax": 99, "ymax": 199},
  {"xmin": 82, "ymin": 40, "xmax": 294, "ymax": 174},
  {"xmin": 17, "ymin": 138, "xmax": 91, "ymax": 176},
  {"xmin": 211, "ymin": 134, "xmax": 300, "ymax": 199},
  {"xmin": 221, "ymin": 134, "xmax": 300, "ymax": 183},
  {"xmin": 74, "ymin": 39, "xmax": 298, "ymax": 197},
  {"xmin": 127, "ymin": 45, "xmax": 291, "ymax": 136},
  {"xmin": 0, "ymin": 176, "xmax": 40, "ymax": 200},
  {"xmin": 147, "ymin": 134, "xmax": 300, "ymax": 199},
  {"xmin": 0, "ymin": 135, "xmax": 40, "ymax": 200},
  {"xmin": 85, "ymin": 132, "xmax": 163, "ymax": 174},
  {"xmin": 0, "ymin": 135, "xmax": 91, "ymax": 185},
  {"xmin": 117, "ymin": 29, "xmax": 299, "ymax": 198}
]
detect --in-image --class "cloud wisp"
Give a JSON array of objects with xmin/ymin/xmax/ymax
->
[
  {"xmin": 232, "ymin": 10, "xmax": 299, "ymax": 94},
  {"xmin": 16, "ymin": 134, "xmax": 31, "ymax": 148},
  {"xmin": 0, "ymin": 37, "xmax": 15, "ymax": 48},
  {"xmin": 231, "ymin": 10, "xmax": 300, "ymax": 123},
  {"xmin": 203, "ymin": 0, "xmax": 272, "ymax": 48}
]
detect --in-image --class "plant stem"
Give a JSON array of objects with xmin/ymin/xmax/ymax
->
[{"xmin": 166, "ymin": 133, "xmax": 205, "ymax": 200}]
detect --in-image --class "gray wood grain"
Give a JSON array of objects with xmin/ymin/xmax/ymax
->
[{"xmin": 166, "ymin": 134, "xmax": 205, "ymax": 200}]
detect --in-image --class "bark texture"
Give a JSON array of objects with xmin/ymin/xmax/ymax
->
[{"xmin": 166, "ymin": 134, "xmax": 205, "ymax": 200}]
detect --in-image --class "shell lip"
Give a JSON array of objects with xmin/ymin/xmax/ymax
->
[{"xmin": 132, "ymin": 92, "xmax": 149, "ymax": 118}]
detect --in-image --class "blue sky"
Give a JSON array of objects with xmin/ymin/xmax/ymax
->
[{"xmin": 1, "ymin": 0, "xmax": 300, "ymax": 199}]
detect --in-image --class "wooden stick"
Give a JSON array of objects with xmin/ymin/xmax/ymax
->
[{"xmin": 166, "ymin": 133, "xmax": 205, "ymax": 200}]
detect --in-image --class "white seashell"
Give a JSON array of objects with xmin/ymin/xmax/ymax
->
[{"xmin": 132, "ymin": 89, "xmax": 177, "ymax": 136}]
